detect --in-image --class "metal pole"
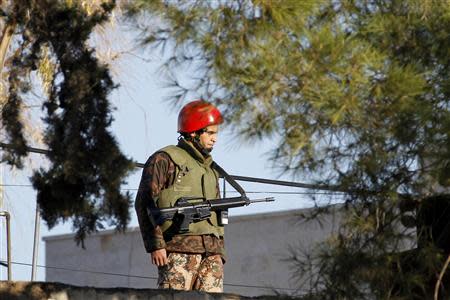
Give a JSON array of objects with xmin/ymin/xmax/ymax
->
[
  {"xmin": 222, "ymin": 177, "xmax": 226, "ymax": 198},
  {"xmin": 31, "ymin": 203, "xmax": 40, "ymax": 281},
  {"xmin": 0, "ymin": 211, "xmax": 11, "ymax": 280},
  {"xmin": 0, "ymin": 164, "xmax": 3, "ymax": 281},
  {"xmin": 0, "ymin": 142, "xmax": 347, "ymax": 192}
]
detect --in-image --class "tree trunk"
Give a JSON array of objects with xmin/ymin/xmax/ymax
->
[{"xmin": 0, "ymin": 22, "xmax": 15, "ymax": 73}]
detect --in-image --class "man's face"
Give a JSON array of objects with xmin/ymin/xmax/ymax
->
[{"xmin": 192, "ymin": 125, "xmax": 219, "ymax": 151}]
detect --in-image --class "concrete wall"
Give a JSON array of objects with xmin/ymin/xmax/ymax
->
[{"xmin": 44, "ymin": 208, "xmax": 341, "ymax": 297}]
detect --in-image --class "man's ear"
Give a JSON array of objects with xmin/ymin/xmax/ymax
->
[{"xmin": 190, "ymin": 132, "xmax": 196, "ymax": 139}]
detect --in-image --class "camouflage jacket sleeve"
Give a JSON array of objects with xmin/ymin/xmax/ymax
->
[{"xmin": 134, "ymin": 152, "xmax": 176, "ymax": 253}]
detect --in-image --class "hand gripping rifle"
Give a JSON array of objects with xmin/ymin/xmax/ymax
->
[
  {"xmin": 147, "ymin": 161, "xmax": 275, "ymax": 233},
  {"xmin": 151, "ymin": 196, "xmax": 275, "ymax": 233}
]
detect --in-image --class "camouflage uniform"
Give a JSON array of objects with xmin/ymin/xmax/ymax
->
[
  {"xmin": 158, "ymin": 253, "xmax": 223, "ymax": 292},
  {"xmin": 135, "ymin": 139, "xmax": 226, "ymax": 292}
]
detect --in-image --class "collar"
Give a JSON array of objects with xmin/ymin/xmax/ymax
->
[{"xmin": 177, "ymin": 138, "xmax": 213, "ymax": 166}]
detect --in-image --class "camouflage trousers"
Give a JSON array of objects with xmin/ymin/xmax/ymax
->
[{"xmin": 157, "ymin": 253, "xmax": 224, "ymax": 292}]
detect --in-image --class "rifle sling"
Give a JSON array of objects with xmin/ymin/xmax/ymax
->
[{"xmin": 211, "ymin": 161, "xmax": 247, "ymax": 198}]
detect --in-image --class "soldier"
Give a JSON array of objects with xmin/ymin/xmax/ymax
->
[{"xmin": 135, "ymin": 100, "xmax": 225, "ymax": 292}]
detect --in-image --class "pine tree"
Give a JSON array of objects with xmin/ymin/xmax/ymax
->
[
  {"xmin": 1, "ymin": 0, "xmax": 135, "ymax": 245},
  {"xmin": 128, "ymin": 0, "xmax": 450, "ymax": 298}
]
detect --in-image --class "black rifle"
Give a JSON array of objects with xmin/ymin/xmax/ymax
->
[{"xmin": 149, "ymin": 196, "xmax": 275, "ymax": 233}]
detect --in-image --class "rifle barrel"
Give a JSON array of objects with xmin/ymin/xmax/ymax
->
[{"xmin": 249, "ymin": 197, "xmax": 275, "ymax": 203}]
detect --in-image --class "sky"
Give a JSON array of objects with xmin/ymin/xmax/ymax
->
[{"xmin": 0, "ymin": 16, "xmax": 342, "ymax": 282}]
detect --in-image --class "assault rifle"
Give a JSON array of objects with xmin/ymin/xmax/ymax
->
[{"xmin": 149, "ymin": 196, "xmax": 275, "ymax": 233}]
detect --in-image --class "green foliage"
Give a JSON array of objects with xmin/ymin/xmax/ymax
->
[
  {"xmin": 128, "ymin": 0, "xmax": 450, "ymax": 297},
  {"xmin": 2, "ymin": 0, "xmax": 134, "ymax": 245}
]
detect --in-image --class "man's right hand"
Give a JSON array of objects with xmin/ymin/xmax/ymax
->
[{"xmin": 151, "ymin": 248, "xmax": 168, "ymax": 266}]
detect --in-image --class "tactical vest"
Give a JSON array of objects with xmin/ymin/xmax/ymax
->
[{"xmin": 157, "ymin": 144, "xmax": 224, "ymax": 238}]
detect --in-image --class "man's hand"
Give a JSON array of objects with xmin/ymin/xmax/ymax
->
[{"xmin": 151, "ymin": 248, "xmax": 168, "ymax": 266}]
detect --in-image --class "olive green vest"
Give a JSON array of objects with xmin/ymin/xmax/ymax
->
[{"xmin": 157, "ymin": 142, "xmax": 224, "ymax": 238}]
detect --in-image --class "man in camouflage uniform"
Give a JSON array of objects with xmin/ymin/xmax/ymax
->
[{"xmin": 135, "ymin": 100, "xmax": 225, "ymax": 292}]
